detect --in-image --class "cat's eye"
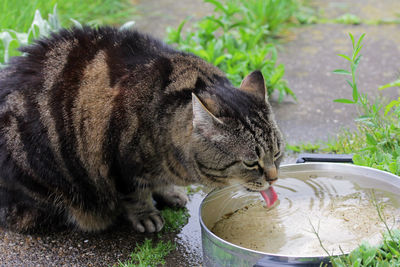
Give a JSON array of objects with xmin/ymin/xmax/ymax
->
[{"xmin": 243, "ymin": 160, "xmax": 259, "ymax": 169}]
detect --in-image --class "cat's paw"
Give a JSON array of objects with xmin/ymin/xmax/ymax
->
[
  {"xmin": 153, "ymin": 185, "xmax": 188, "ymax": 208},
  {"xmin": 127, "ymin": 210, "xmax": 164, "ymax": 233}
]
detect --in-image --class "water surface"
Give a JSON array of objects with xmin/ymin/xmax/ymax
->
[{"xmin": 212, "ymin": 174, "xmax": 400, "ymax": 256}]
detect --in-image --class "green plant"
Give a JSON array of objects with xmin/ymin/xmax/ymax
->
[
  {"xmin": 294, "ymin": 2, "xmax": 318, "ymax": 25},
  {"xmin": 332, "ymin": 33, "xmax": 400, "ymax": 176},
  {"xmin": 333, "ymin": 33, "xmax": 365, "ymax": 105},
  {"xmin": 235, "ymin": 0, "xmax": 300, "ymax": 37},
  {"xmin": 286, "ymin": 142, "xmax": 321, "ymax": 153},
  {"xmin": 0, "ymin": 7, "xmax": 136, "ymax": 68},
  {"xmin": 166, "ymin": 0, "xmax": 300, "ymax": 102},
  {"xmin": 0, "ymin": 0, "xmax": 133, "ymax": 32},
  {"xmin": 116, "ymin": 207, "xmax": 188, "ymax": 267},
  {"xmin": 160, "ymin": 207, "xmax": 190, "ymax": 234},
  {"xmin": 117, "ymin": 239, "xmax": 175, "ymax": 267},
  {"xmin": 379, "ymin": 79, "xmax": 400, "ymax": 116},
  {"xmin": 334, "ymin": 14, "xmax": 362, "ymax": 25},
  {"xmin": 0, "ymin": 0, "xmax": 134, "ymax": 64},
  {"xmin": 0, "ymin": 7, "xmax": 60, "ymax": 66}
]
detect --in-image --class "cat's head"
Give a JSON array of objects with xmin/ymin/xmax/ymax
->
[{"xmin": 190, "ymin": 71, "xmax": 284, "ymax": 191}]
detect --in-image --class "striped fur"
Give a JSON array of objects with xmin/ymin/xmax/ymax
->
[{"xmin": 0, "ymin": 27, "xmax": 283, "ymax": 233}]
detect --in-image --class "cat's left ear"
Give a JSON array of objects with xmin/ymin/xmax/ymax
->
[
  {"xmin": 239, "ymin": 70, "xmax": 266, "ymax": 101},
  {"xmin": 192, "ymin": 93, "xmax": 223, "ymax": 129}
]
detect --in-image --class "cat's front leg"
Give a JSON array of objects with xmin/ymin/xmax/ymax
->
[
  {"xmin": 122, "ymin": 190, "xmax": 164, "ymax": 233},
  {"xmin": 153, "ymin": 185, "xmax": 188, "ymax": 208}
]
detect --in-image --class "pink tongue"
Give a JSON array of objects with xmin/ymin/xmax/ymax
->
[{"xmin": 260, "ymin": 186, "xmax": 278, "ymax": 207}]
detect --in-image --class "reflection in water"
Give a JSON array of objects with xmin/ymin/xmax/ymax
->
[{"xmin": 211, "ymin": 175, "xmax": 400, "ymax": 256}]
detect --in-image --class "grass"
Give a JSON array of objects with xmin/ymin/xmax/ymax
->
[
  {"xmin": 160, "ymin": 207, "xmax": 190, "ymax": 234},
  {"xmin": 0, "ymin": 0, "xmax": 133, "ymax": 32},
  {"xmin": 115, "ymin": 207, "xmax": 190, "ymax": 267},
  {"xmin": 165, "ymin": 0, "xmax": 307, "ymax": 102},
  {"xmin": 334, "ymin": 13, "xmax": 362, "ymax": 25},
  {"xmin": 286, "ymin": 142, "xmax": 322, "ymax": 153},
  {"xmin": 117, "ymin": 239, "xmax": 176, "ymax": 267},
  {"xmin": 0, "ymin": 0, "xmax": 134, "ymax": 64}
]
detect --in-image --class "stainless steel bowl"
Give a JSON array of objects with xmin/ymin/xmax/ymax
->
[{"xmin": 200, "ymin": 163, "xmax": 400, "ymax": 267}]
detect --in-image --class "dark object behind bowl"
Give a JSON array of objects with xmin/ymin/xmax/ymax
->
[{"xmin": 296, "ymin": 153, "xmax": 353, "ymax": 164}]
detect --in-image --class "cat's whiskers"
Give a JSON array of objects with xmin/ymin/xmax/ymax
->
[
  {"xmin": 214, "ymin": 180, "xmax": 252, "ymax": 219},
  {"xmin": 201, "ymin": 182, "xmax": 247, "ymax": 204},
  {"xmin": 215, "ymin": 191, "xmax": 238, "ymax": 221}
]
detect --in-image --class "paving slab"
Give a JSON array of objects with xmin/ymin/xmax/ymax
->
[
  {"xmin": 309, "ymin": 0, "xmax": 400, "ymax": 21},
  {"xmin": 132, "ymin": 0, "xmax": 213, "ymax": 39},
  {"xmin": 274, "ymin": 23, "xmax": 400, "ymax": 144}
]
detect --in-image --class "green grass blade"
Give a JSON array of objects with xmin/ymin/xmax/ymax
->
[
  {"xmin": 338, "ymin": 54, "xmax": 352, "ymax": 62},
  {"xmin": 355, "ymin": 33, "xmax": 366, "ymax": 50},
  {"xmin": 349, "ymin": 32, "xmax": 355, "ymax": 49},
  {"xmin": 333, "ymin": 69, "xmax": 351, "ymax": 75},
  {"xmin": 384, "ymin": 99, "xmax": 400, "ymax": 115},
  {"xmin": 353, "ymin": 44, "xmax": 363, "ymax": 60},
  {"xmin": 346, "ymin": 79, "xmax": 354, "ymax": 89},
  {"xmin": 204, "ymin": 0, "xmax": 227, "ymax": 14},
  {"xmin": 354, "ymin": 55, "xmax": 362, "ymax": 68},
  {"xmin": 352, "ymin": 82, "xmax": 359, "ymax": 102},
  {"xmin": 365, "ymin": 133, "xmax": 377, "ymax": 145},
  {"xmin": 334, "ymin": 98, "xmax": 356, "ymax": 104},
  {"xmin": 379, "ymin": 79, "xmax": 400, "ymax": 90}
]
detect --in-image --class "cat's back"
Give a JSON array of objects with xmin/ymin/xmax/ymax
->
[
  {"xmin": 0, "ymin": 26, "xmax": 182, "ymax": 142},
  {"xmin": 0, "ymin": 26, "xmax": 173, "ymax": 96},
  {"xmin": 0, "ymin": 27, "xmax": 178, "ymax": 185},
  {"xmin": 0, "ymin": 27, "xmax": 227, "ymax": 179}
]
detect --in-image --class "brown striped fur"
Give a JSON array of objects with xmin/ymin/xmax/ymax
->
[{"xmin": 0, "ymin": 27, "xmax": 284, "ymax": 233}]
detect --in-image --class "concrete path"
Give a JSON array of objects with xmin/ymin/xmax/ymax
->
[
  {"xmin": 1, "ymin": 0, "xmax": 399, "ymax": 266},
  {"xmin": 274, "ymin": 23, "xmax": 400, "ymax": 144},
  {"xmin": 133, "ymin": 0, "xmax": 400, "ymax": 144}
]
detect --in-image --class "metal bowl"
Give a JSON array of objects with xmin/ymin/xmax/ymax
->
[{"xmin": 200, "ymin": 163, "xmax": 400, "ymax": 267}]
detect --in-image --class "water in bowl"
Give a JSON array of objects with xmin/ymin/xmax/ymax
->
[{"xmin": 211, "ymin": 174, "xmax": 400, "ymax": 256}]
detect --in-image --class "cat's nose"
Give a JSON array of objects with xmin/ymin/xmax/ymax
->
[{"xmin": 265, "ymin": 167, "xmax": 278, "ymax": 184}]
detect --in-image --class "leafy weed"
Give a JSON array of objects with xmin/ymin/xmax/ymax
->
[{"xmin": 165, "ymin": 0, "xmax": 304, "ymax": 102}]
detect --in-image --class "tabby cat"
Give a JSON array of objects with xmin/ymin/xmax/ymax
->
[{"xmin": 0, "ymin": 27, "xmax": 284, "ymax": 233}]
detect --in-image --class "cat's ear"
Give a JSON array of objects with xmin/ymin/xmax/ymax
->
[
  {"xmin": 192, "ymin": 93, "xmax": 223, "ymax": 128},
  {"xmin": 239, "ymin": 70, "xmax": 266, "ymax": 101}
]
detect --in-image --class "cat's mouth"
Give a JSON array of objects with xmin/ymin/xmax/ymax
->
[
  {"xmin": 244, "ymin": 184, "xmax": 278, "ymax": 207},
  {"xmin": 245, "ymin": 187, "xmax": 265, "ymax": 192},
  {"xmin": 243, "ymin": 182, "xmax": 270, "ymax": 192}
]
